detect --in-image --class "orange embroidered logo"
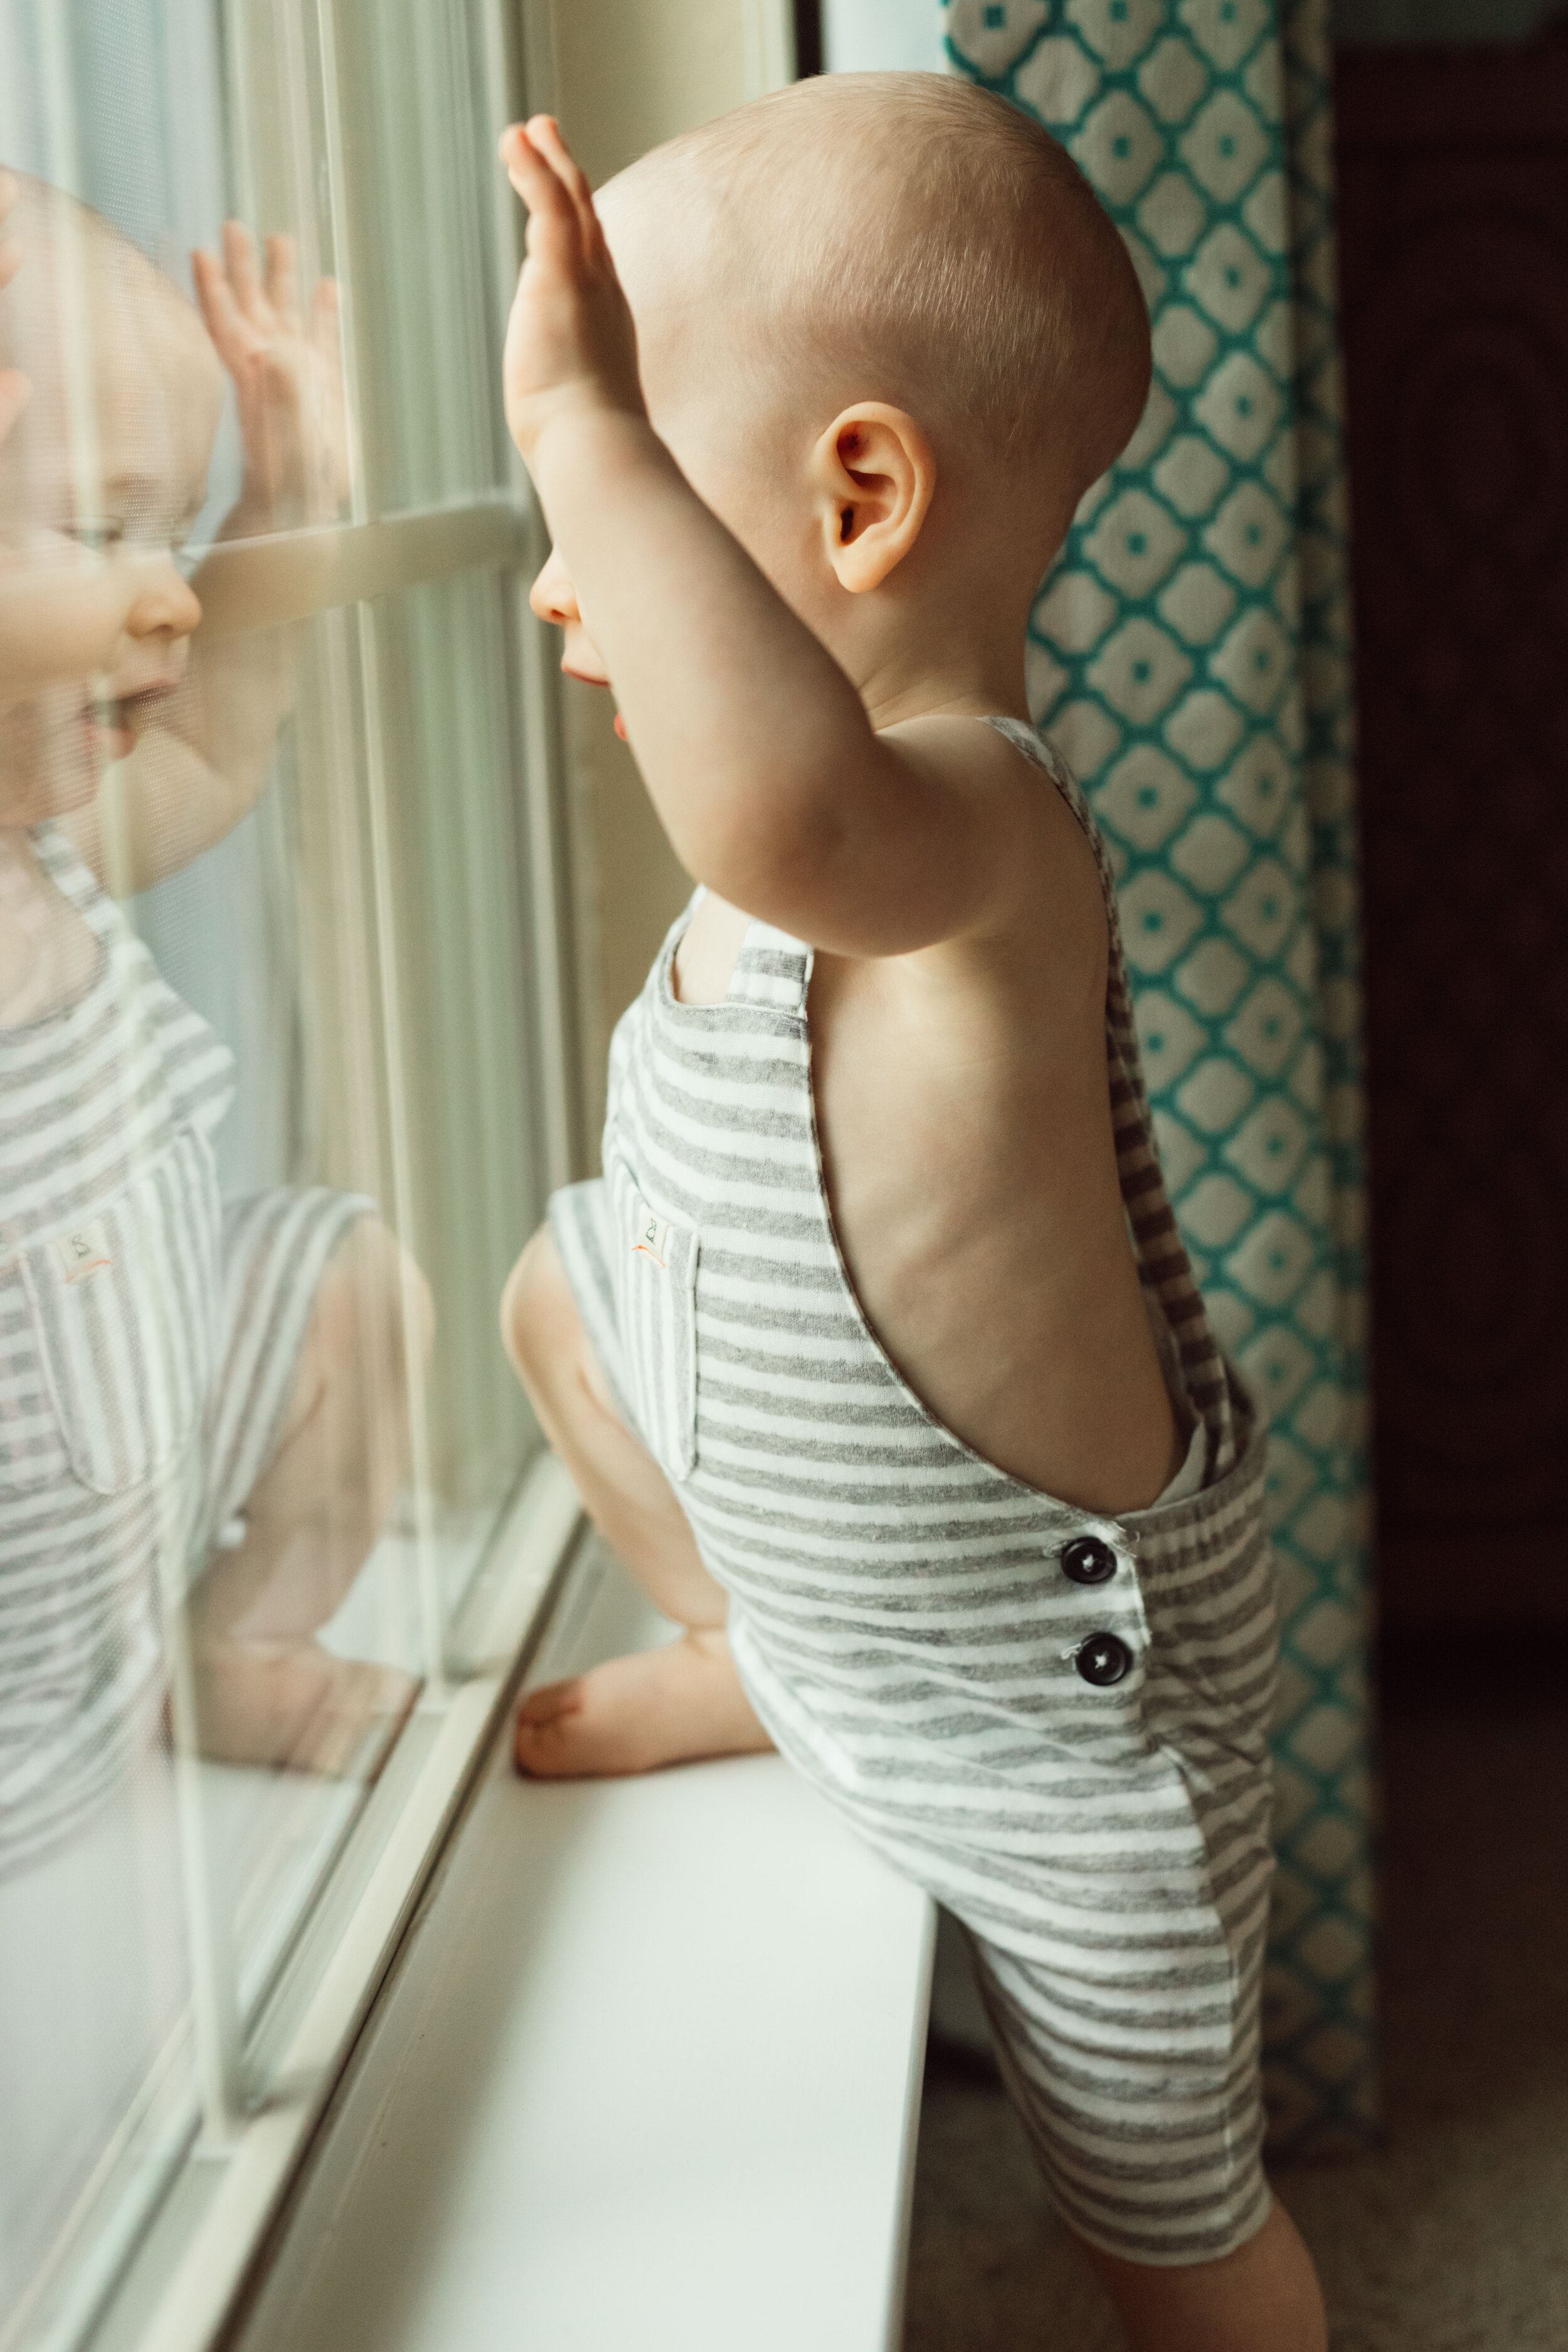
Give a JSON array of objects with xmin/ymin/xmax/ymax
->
[
  {"xmin": 633, "ymin": 1207, "xmax": 672, "ymax": 1270},
  {"xmin": 51, "ymin": 1223, "xmax": 112, "ymax": 1285}
]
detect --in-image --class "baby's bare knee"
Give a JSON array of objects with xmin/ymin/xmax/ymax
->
[
  {"xmin": 312, "ymin": 1216, "xmax": 433, "ymax": 1389},
  {"xmin": 501, "ymin": 1226, "xmax": 572, "ymax": 1390},
  {"xmin": 502, "ymin": 1226, "xmax": 625, "ymax": 1447}
]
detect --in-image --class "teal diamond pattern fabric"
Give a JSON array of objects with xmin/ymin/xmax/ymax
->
[{"xmin": 944, "ymin": 0, "xmax": 1376, "ymax": 2155}]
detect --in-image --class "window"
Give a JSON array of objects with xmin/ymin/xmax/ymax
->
[{"xmin": 0, "ymin": 5, "xmax": 579, "ymax": 2345}]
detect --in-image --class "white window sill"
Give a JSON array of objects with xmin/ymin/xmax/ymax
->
[
  {"xmin": 75, "ymin": 1459, "xmax": 581, "ymax": 2352},
  {"xmin": 227, "ymin": 1544, "xmax": 936, "ymax": 2352}
]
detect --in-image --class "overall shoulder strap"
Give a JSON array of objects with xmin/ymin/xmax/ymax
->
[
  {"xmin": 30, "ymin": 820, "xmax": 117, "ymax": 934},
  {"xmin": 727, "ymin": 918, "xmax": 812, "ymax": 1016},
  {"xmin": 986, "ymin": 716, "xmax": 1242, "ymax": 1475}
]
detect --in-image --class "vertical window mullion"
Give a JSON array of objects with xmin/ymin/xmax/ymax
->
[
  {"xmin": 489, "ymin": 0, "xmax": 588, "ymax": 1197},
  {"xmin": 309, "ymin": 0, "xmax": 372, "ymax": 527},
  {"xmin": 314, "ymin": 0, "xmax": 448, "ymax": 1695},
  {"xmin": 349, "ymin": 595, "xmax": 447, "ymax": 1698},
  {"xmin": 512, "ymin": 542, "xmax": 588, "ymax": 1198},
  {"xmin": 217, "ymin": 0, "xmax": 260, "ymax": 225}
]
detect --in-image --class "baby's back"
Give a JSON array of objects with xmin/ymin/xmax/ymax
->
[{"xmin": 672, "ymin": 726, "xmax": 1184, "ymax": 1517}]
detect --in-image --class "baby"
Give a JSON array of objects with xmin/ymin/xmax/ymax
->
[
  {"xmin": 497, "ymin": 76, "xmax": 1327, "ymax": 2351},
  {"xmin": 0, "ymin": 171, "xmax": 418, "ymax": 1865}
]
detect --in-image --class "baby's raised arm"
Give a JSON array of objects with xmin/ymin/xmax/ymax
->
[{"xmin": 501, "ymin": 119, "xmax": 1048, "ymax": 961}]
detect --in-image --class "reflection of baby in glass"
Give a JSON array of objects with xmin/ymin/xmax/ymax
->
[{"xmin": 0, "ymin": 170, "xmax": 421, "ymax": 1875}]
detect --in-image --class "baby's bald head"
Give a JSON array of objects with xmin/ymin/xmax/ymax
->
[
  {"xmin": 603, "ymin": 73, "xmax": 1150, "ymax": 524},
  {"xmin": 0, "ymin": 172, "xmax": 223, "ymax": 517}
]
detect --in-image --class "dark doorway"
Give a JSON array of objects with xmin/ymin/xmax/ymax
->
[{"xmin": 1337, "ymin": 23, "xmax": 1568, "ymax": 1642}]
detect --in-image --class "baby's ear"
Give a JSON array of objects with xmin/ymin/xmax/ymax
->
[{"xmin": 812, "ymin": 403, "xmax": 935, "ymax": 593}]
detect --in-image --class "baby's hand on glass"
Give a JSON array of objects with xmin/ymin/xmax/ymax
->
[
  {"xmin": 0, "ymin": 169, "xmax": 32, "ymax": 448},
  {"xmin": 499, "ymin": 116, "xmax": 645, "ymax": 463},
  {"xmin": 193, "ymin": 225, "xmax": 350, "ymax": 529}
]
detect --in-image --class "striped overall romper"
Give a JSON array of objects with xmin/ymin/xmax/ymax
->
[
  {"xmin": 0, "ymin": 824, "xmax": 367, "ymax": 1876},
  {"xmin": 551, "ymin": 718, "xmax": 1279, "ymax": 2265}
]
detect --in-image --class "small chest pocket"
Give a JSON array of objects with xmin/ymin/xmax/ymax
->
[
  {"xmin": 9, "ymin": 1131, "xmax": 219, "ymax": 1498},
  {"xmin": 608, "ymin": 1157, "xmax": 699, "ymax": 1483}
]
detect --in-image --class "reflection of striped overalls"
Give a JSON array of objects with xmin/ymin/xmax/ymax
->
[
  {"xmin": 0, "ymin": 825, "xmax": 366, "ymax": 1878},
  {"xmin": 553, "ymin": 719, "xmax": 1279, "ymax": 2266}
]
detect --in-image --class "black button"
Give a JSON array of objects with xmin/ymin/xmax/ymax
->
[
  {"xmin": 1075, "ymin": 1633, "xmax": 1133, "ymax": 1688},
  {"xmin": 1061, "ymin": 1536, "xmax": 1118, "ymax": 1586}
]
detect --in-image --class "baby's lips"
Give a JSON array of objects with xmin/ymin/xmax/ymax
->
[{"xmin": 558, "ymin": 658, "xmax": 623, "ymax": 738}]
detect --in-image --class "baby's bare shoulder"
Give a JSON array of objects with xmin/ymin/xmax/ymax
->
[{"xmin": 879, "ymin": 712, "xmax": 1108, "ymax": 983}]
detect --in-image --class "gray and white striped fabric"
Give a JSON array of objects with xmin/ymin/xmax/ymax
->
[
  {"xmin": 551, "ymin": 718, "xmax": 1279, "ymax": 2265},
  {"xmin": 0, "ymin": 825, "xmax": 366, "ymax": 1878}
]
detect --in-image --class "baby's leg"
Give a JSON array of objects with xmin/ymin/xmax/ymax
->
[
  {"xmin": 189, "ymin": 1217, "xmax": 425, "ymax": 1774},
  {"xmin": 1074, "ymin": 2201, "xmax": 1327, "ymax": 2352},
  {"xmin": 501, "ymin": 1226, "xmax": 772, "ymax": 1777}
]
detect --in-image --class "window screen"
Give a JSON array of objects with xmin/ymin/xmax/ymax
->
[{"xmin": 0, "ymin": 4, "xmax": 569, "ymax": 2342}]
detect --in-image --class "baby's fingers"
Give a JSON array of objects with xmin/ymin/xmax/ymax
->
[
  {"xmin": 0, "ymin": 368, "xmax": 31, "ymax": 445},
  {"xmin": 222, "ymin": 220, "xmax": 272, "ymax": 329},
  {"xmin": 499, "ymin": 122, "xmax": 563, "ymax": 206},
  {"xmin": 524, "ymin": 115, "xmax": 602, "ymax": 247},
  {"xmin": 501, "ymin": 122, "xmax": 588, "ymax": 261},
  {"xmin": 0, "ymin": 170, "xmax": 20, "ymax": 292},
  {"xmin": 309, "ymin": 276, "xmax": 341, "ymax": 363},
  {"xmin": 263, "ymin": 233, "xmax": 301, "ymax": 334},
  {"xmin": 191, "ymin": 245, "xmax": 228, "ymax": 337},
  {"xmin": 193, "ymin": 245, "xmax": 259, "ymax": 366}
]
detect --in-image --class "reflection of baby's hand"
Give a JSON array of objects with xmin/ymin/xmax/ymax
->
[
  {"xmin": 0, "ymin": 367, "xmax": 24, "ymax": 443},
  {"xmin": 0, "ymin": 165, "xmax": 22, "ymax": 295},
  {"xmin": 499, "ymin": 116, "xmax": 645, "ymax": 464},
  {"xmin": 0, "ymin": 169, "xmax": 31, "ymax": 447},
  {"xmin": 192, "ymin": 225, "xmax": 350, "ymax": 530}
]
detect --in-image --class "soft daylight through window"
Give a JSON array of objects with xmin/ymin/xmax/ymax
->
[{"xmin": 0, "ymin": 4, "xmax": 566, "ymax": 2341}]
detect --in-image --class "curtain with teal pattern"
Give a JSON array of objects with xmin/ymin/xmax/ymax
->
[{"xmin": 943, "ymin": 0, "xmax": 1376, "ymax": 2156}]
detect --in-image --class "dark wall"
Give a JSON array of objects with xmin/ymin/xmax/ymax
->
[
  {"xmin": 1335, "ymin": 0, "xmax": 1562, "ymax": 44},
  {"xmin": 1337, "ymin": 29, "xmax": 1568, "ymax": 1634}
]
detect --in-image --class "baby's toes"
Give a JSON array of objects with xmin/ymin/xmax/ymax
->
[
  {"xmin": 513, "ymin": 1676, "xmax": 585, "ymax": 1775},
  {"xmin": 517, "ymin": 1674, "xmax": 585, "ymax": 1727}
]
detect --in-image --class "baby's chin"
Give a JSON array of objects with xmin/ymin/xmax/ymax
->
[{"xmin": 0, "ymin": 695, "xmax": 122, "ymax": 827}]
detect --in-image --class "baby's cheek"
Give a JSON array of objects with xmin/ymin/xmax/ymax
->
[
  {"xmin": 1, "ymin": 554, "xmax": 134, "ymax": 696},
  {"xmin": 0, "ymin": 677, "xmax": 105, "ymax": 825}
]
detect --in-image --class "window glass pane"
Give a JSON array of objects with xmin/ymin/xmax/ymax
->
[
  {"xmin": 329, "ymin": 0, "xmax": 514, "ymax": 512},
  {"xmin": 363, "ymin": 568, "xmax": 544, "ymax": 1536},
  {"xmin": 0, "ymin": 1, "xmax": 553, "ymax": 2336},
  {"xmin": 220, "ymin": 0, "xmax": 513, "ymax": 518}
]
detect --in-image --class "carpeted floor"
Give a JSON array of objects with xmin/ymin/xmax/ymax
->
[{"xmin": 903, "ymin": 1651, "xmax": 1568, "ymax": 2350}]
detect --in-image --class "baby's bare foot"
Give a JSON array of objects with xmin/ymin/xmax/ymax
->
[
  {"xmin": 514, "ymin": 1627, "xmax": 774, "ymax": 1779},
  {"xmin": 192, "ymin": 1636, "xmax": 416, "ymax": 1777}
]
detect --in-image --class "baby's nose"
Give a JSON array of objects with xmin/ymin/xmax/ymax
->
[
  {"xmin": 529, "ymin": 546, "xmax": 580, "ymax": 627},
  {"xmin": 124, "ymin": 554, "xmax": 203, "ymax": 645}
]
